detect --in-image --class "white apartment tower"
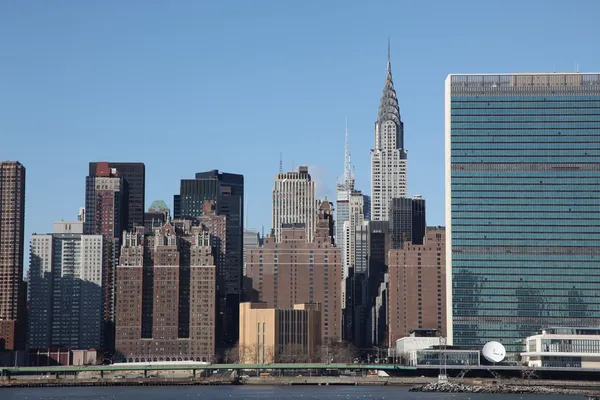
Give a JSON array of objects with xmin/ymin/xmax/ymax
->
[
  {"xmin": 272, "ymin": 166, "xmax": 317, "ymax": 242},
  {"xmin": 370, "ymin": 46, "xmax": 407, "ymax": 221},
  {"xmin": 28, "ymin": 220, "xmax": 104, "ymax": 349}
]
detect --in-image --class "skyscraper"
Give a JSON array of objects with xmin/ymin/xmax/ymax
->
[
  {"xmin": 88, "ymin": 162, "xmax": 145, "ymax": 231},
  {"xmin": 389, "ymin": 195, "xmax": 426, "ymax": 249},
  {"xmin": 336, "ymin": 119, "xmax": 355, "ymax": 247},
  {"xmin": 173, "ymin": 170, "xmax": 244, "ymax": 348},
  {"xmin": 84, "ymin": 162, "xmax": 126, "ymax": 351},
  {"xmin": 272, "ymin": 166, "xmax": 317, "ymax": 242},
  {"xmin": 446, "ymin": 73, "xmax": 600, "ymax": 354},
  {"xmin": 370, "ymin": 46, "xmax": 407, "ymax": 221},
  {"xmin": 0, "ymin": 161, "xmax": 26, "ymax": 350},
  {"xmin": 28, "ymin": 220, "xmax": 103, "ymax": 349},
  {"xmin": 342, "ymin": 192, "xmax": 365, "ymax": 282},
  {"xmin": 246, "ymin": 200, "xmax": 342, "ymax": 343}
]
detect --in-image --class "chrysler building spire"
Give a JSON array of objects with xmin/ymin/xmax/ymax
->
[{"xmin": 370, "ymin": 40, "xmax": 408, "ymax": 221}]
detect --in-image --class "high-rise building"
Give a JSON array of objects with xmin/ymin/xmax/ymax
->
[
  {"xmin": 362, "ymin": 195, "xmax": 371, "ymax": 221},
  {"xmin": 336, "ymin": 119, "xmax": 356, "ymax": 247},
  {"xmin": 272, "ymin": 166, "xmax": 317, "ymax": 243},
  {"xmin": 344, "ymin": 221, "xmax": 390, "ymax": 348},
  {"xmin": 446, "ymin": 73, "xmax": 600, "ymax": 353},
  {"xmin": 84, "ymin": 162, "xmax": 126, "ymax": 351},
  {"xmin": 243, "ymin": 229, "xmax": 260, "ymax": 276},
  {"xmin": 342, "ymin": 192, "xmax": 365, "ymax": 281},
  {"xmin": 389, "ymin": 196, "xmax": 426, "ymax": 249},
  {"xmin": 173, "ymin": 170, "xmax": 243, "ymax": 348},
  {"xmin": 370, "ymin": 48, "xmax": 407, "ymax": 221},
  {"xmin": 88, "ymin": 162, "xmax": 145, "ymax": 231},
  {"xmin": 387, "ymin": 227, "xmax": 446, "ymax": 345},
  {"xmin": 246, "ymin": 200, "xmax": 342, "ymax": 343},
  {"xmin": 115, "ymin": 224, "xmax": 216, "ymax": 362},
  {"xmin": 28, "ymin": 220, "xmax": 103, "ymax": 349},
  {"xmin": 0, "ymin": 161, "xmax": 26, "ymax": 350}
]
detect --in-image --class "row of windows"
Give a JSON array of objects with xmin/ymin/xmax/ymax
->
[
  {"xmin": 453, "ymin": 239, "xmax": 600, "ymax": 246},
  {"xmin": 452, "ymin": 156, "xmax": 600, "ymax": 163},
  {"xmin": 452, "ymin": 107, "xmax": 600, "ymax": 115},
  {"xmin": 453, "ymin": 264, "xmax": 600, "ymax": 272},
  {"xmin": 453, "ymin": 204, "xmax": 600, "ymax": 212},
  {"xmin": 453, "ymin": 198, "xmax": 600, "ymax": 206},
  {"xmin": 452, "ymin": 115, "xmax": 600, "ymax": 122},
  {"xmin": 452, "ymin": 150, "xmax": 600, "ymax": 157},
  {"xmin": 453, "ymin": 226, "xmax": 600, "ymax": 234},
  {"xmin": 452, "ymin": 125, "xmax": 600, "ymax": 133},
  {"xmin": 453, "ymin": 136, "xmax": 600, "ymax": 143},
  {"xmin": 451, "ymin": 95, "xmax": 600, "ymax": 102},
  {"xmin": 453, "ymin": 142, "xmax": 600, "ymax": 150},
  {"xmin": 453, "ymin": 280, "xmax": 600, "ymax": 289}
]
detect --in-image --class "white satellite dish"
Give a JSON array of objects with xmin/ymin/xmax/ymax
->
[{"xmin": 482, "ymin": 341, "xmax": 506, "ymax": 363}]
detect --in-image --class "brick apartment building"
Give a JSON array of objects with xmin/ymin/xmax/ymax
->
[
  {"xmin": 246, "ymin": 200, "xmax": 342, "ymax": 343},
  {"xmin": 387, "ymin": 227, "xmax": 446, "ymax": 345},
  {"xmin": 115, "ymin": 222, "xmax": 216, "ymax": 362}
]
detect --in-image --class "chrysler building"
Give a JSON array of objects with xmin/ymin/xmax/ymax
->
[{"xmin": 370, "ymin": 45, "xmax": 407, "ymax": 221}]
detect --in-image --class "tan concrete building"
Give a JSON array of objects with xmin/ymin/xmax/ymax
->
[
  {"xmin": 239, "ymin": 302, "xmax": 321, "ymax": 364},
  {"xmin": 115, "ymin": 222, "xmax": 216, "ymax": 362},
  {"xmin": 246, "ymin": 200, "xmax": 342, "ymax": 342},
  {"xmin": 387, "ymin": 227, "xmax": 446, "ymax": 345}
]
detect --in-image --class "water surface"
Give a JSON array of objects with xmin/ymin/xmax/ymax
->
[{"xmin": 1, "ymin": 386, "xmax": 583, "ymax": 400}]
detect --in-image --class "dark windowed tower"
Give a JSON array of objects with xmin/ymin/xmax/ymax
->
[
  {"xmin": 389, "ymin": 196, "xmax": 426, "ymax": 249},
  {"xmin": 174, "ymin": 170, "xmax": 244, "ymax": 348},
  {"xmin": 88, "ymin": 162, "xmax": 145, "ymax": 230},
  {"xmin": 85, "ymin": 163, "xmax": 127, "ymax": 352},
  {"xmin": 0, "ymin": 161, "xmax": 26, "ymax": 350}
]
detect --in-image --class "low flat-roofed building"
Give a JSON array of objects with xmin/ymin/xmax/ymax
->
[
  {"xmin": 239, "ymin": 302, "xmax": 321, "ymax": 364},
  {"xmin": 409, "ymin": 347, "xmax": 480, "ymax": 367},
  {"xmin": 396, "ymin": 329, "xmax": 441, "ymax": 359},
  {"xmin": 521, "ymin": 327, "xmax": 600, "ymax": 368}
]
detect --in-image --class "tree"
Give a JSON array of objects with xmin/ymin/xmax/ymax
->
[
  {"xmin": 276, "ymin": 344, "xmax": 310, "ymax": 363},
  {"xmin": 319, "ymin": 340, "xmax": 358, "ymax": 363},
  {"xmin": 225, "ymin": 343, "xmax": 241, "ymax": 364}
]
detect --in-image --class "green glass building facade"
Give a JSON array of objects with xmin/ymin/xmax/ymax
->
[{"xmin": 445, "ymin": 73, "xmax": 600, "ymax": 354}]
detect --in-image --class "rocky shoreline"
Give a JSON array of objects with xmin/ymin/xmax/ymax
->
[{"xmin": 410, "ymin": 381, "xmax": 593, "ymax": 395}]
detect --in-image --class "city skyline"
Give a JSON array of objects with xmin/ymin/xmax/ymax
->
[{"xmin": 4, "ymin": 1, "xmax": 600, "ymax": 250}]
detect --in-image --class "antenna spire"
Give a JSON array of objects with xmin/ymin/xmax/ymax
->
[
  {"xmin": 344, "ymin": 117, "xmax": 351, "ymax": 184},
  {"xmin": 279, "ymin": 152, "xmax": 283, "ymax": 174},
  {"xmin": 387, "ymin": 37, "xmax": 391, "ymax": 71}
]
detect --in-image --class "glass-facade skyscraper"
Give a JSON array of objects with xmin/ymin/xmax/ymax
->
[{"xmin": 446, "ymin": 73, "xmax": 600, "ymax": 354}]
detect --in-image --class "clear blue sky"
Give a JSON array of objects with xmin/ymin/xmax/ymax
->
[{"xmin": 1, "ymin": 0, "xmax": 599, "ymax": 248}]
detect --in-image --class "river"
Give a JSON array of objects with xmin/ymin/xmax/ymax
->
[{"xmin": 0, "ymin": 386, "xmax": 583, "ymax": 400}]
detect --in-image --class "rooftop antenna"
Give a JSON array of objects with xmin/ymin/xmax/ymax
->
[
  {"xmin": 387, "ymin": 37, "xmax": 391, "ymax": 71},
  {"xmin": 577, "ymin": 62, "xmax": 580, "ymax": 73},
  {"xmin": 261, "ymin": 225, "xmax": 264, "ymax": 238},
  {"xmin": 344, "ymin": 117, "xmax": 352, "ymax": 185},
  {"xmin": 553, "ymin": 61, "xmax": 556, "ymax": 73},
  {"xmin": 279, "ymin": 152, "xmax": 283, "ymax": 174}
]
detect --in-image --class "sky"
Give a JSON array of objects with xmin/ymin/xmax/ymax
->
[{"xmin": 2, "ymin": 0, "xmax": 600, "ymax": 251}]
